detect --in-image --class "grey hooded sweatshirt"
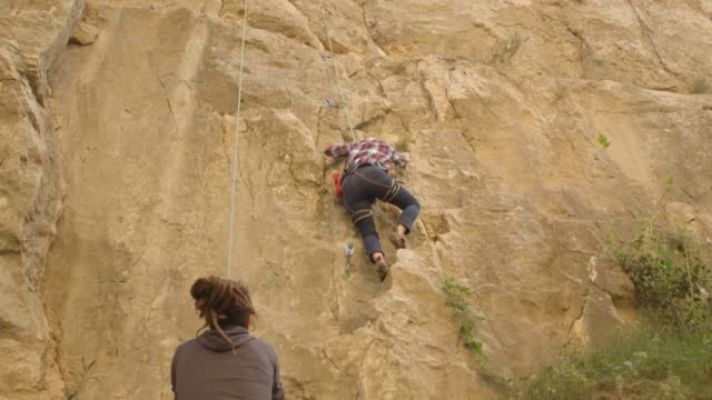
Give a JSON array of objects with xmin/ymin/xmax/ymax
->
[{"xmin": 171, "ymin": 326, "xmax": 285, "ymax": 400}]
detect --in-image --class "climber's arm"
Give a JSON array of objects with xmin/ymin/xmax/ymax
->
[
  {"xmin": 324, "ymin": 143, "xmax": 355, "ymax": 160},
  {"xmin": 391, "ymin": 149, "xmax": 408, "ymax": 168}
]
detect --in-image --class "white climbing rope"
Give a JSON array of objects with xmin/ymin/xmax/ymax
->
[
  {"xmin": 318, "ymin": 0, "xmax": 358, "ymax": 142},
  {"xmin": 226, "ymin": 0, "xmax": 249, "ymax": 278}
]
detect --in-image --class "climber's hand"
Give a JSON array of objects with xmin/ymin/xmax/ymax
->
[{"xmin": 324, "ymin": 155, "xmax": 342, "ymax": 168}]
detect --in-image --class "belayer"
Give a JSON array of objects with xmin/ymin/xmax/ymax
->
[
  {"xmin": 325, "ymin": 138, "xmax": 421, "ymax": 281},
  {"xmin": 171, "ymin": 276, "xmax": 285, "ymax": 400}
]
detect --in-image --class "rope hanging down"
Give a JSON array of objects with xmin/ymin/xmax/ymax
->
[
  {"xmin": 226, "ymin": 0, "xmax": 249, "ymax": 278},
  {"xmin": 318, "ymin": 0, "xmax": 357, "ymax": 142}
]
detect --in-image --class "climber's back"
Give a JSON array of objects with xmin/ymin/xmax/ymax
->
[{"xmin": 171, "ymin": 277, "xmax": 284, "ymax": 400}]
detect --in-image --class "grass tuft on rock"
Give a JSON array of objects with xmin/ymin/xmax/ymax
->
[
  {"xmin": 518, "ymin": 328, "xmax": 712, "ymax": 400},
  {"xmin": 442, "ymin": 278, "xmax": 485, "ymax": 359}
]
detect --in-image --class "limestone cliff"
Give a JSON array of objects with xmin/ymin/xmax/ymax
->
[{"xmin": 1, "ymin": 0, "xmax": 711, "ymax": 399}]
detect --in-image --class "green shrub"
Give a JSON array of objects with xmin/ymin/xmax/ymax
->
[
  {"xmin": 518, "ymin": 227, "xmax": 712, "ymax": 399},
  {"xmin": 613, "ymin": 227, "xmax": 712, "ymax": 329}
]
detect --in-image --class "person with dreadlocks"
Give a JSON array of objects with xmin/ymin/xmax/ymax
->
[
  {"xmin": 171, "ymin": 276, "xmax": 285, "ymax": 400},
  {"xmin": 325, "ymin": 137, "xmax": 421, "ymax": 281}
]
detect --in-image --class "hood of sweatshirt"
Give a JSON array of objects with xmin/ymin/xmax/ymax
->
[{"xmin": 196, "ymin": 325, "xmax": 255, "ymax": 352}]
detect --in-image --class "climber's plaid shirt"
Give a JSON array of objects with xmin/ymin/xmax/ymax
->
[{"xmin": 324, "ymin": 138, "xmax": 407, "ymax": 175}]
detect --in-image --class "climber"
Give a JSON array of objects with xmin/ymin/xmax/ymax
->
[
  {"xmin": 325, "ymin": 138, "xmax": 420, "ymax": 281},
  {"xmin": 171, "ymin": 276, "xmax": 285, "ymax": 400}
]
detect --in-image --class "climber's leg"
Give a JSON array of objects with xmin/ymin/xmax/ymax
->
[
  {"xmin": 387, "ymin": 184, "xmax": 420, "ymax": 235},
  {"xmin": 342, "ymin": 172, "xmax": 383, "ymax": 260},
  {"xmin": 367, "ymin": 171, "xmax": 420, "ymax": 248},
  {"xmin": 371, "ymin": 251, "xmax": 389, "ymax": 282},
  {"xmin": 343, "ymin": 199, "xmax": 389, "ymax": 281},
  {"xmin": 354, "ymin": 166, "xmax": 420, "ymax": 231},
  {"xmin": 349, "ymin": 205, "xmax": 382, "ymax": 258},
  {"xmin": 350, "ymin": 165, "xmax": 420, "ymax": 248}
]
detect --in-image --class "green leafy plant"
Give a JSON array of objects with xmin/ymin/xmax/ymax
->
[
  {"xmin": 442, "ymin": 278, "xmax": 484, "ymax": 359},
  {"xmin": 597, "ymin": 133, "xmax": 611, "ymax": 149}
]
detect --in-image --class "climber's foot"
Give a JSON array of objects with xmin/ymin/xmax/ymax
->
[
  {"xmin": 372, "ymin": 253, "xmax": 390, "ymax": 282},
  {"xmin": 389, "ymin": 231, "xmax": 406, "ymax": 250}
]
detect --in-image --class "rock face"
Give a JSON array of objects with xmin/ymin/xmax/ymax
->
[
  {"xmin": 1, "ymin": 1, "xmax": 82, "ymax": 399},
  {"xmin": 2, "ymin": 0, "xmax": 712, "ymax": 399}
]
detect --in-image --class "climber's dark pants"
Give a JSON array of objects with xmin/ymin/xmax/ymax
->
[{"xmin": 341, "ymin": 165, "xmax": 420, "ymax": 260}]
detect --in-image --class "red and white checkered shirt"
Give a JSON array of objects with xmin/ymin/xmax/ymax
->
[{"xmin": 324, "ymin": 138, "xmax": 407, "ymax": 175}]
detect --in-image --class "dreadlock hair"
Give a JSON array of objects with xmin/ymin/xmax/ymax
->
[{"xmin": 190, "ymin": 276, "xmax": 257, "ymax": 346}]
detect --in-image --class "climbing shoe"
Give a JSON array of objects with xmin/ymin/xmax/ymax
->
[
  {"xmin": 376, "ymin": 258, "xmax": 390, "ymax": 282},
  {"xmin": 389, "ymin": 232, "xmax": 406, "ymax": 249}
]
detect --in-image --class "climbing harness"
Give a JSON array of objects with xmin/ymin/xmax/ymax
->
[
  {"xmin": 318, "ymin": 0, "xmax": 357, "ymax": 142},
  {"xmin": 226, "ymin": 0, "xmax": 249, "ymax": 278}
]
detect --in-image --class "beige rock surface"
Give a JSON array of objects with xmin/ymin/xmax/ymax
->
[
  {"xmin": 0, "ymin": 2, "xmax": 80, "ymax": 398},
  {"xmin": 1, "ymin": 0, "xmax": 712, "ymax": 399}
]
